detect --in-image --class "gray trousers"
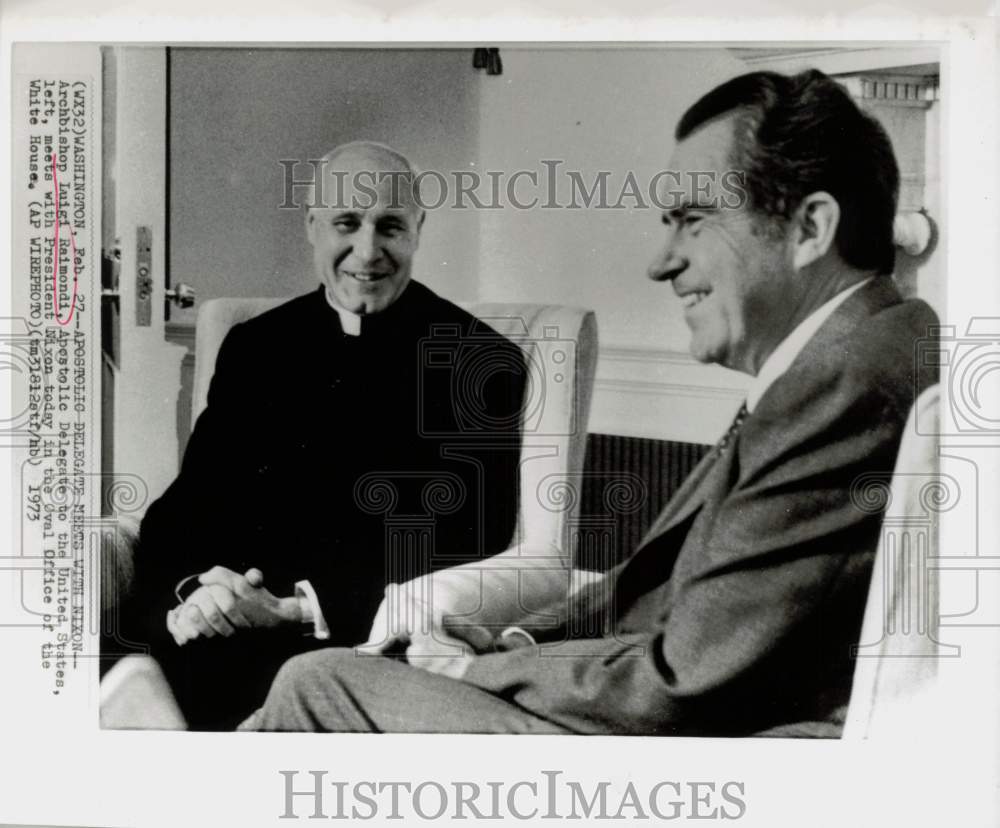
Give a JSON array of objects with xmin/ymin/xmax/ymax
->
[{"xmin": 249, "ymin": 648, "xmax": 571, "ymax": 734}]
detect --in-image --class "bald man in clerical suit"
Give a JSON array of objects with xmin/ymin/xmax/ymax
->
[
  {"xmin": 247, "ymin": 70, "xmax": 939, "ymax": 737},
  {"xmin": 123, "ymin": 142, "xmax": 526, "ymax": 730}
]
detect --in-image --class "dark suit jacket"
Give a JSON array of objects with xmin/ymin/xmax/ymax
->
[
  {"xmin": 132, "ymin": 281, "xmax": 526, "ymax": 651},
  {"xmin": 464, "ymin": 277, "xmax": 938, "ymax": 736}
]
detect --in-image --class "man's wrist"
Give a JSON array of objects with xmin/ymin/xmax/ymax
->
[
  {"xmin": 278, "ymin": 596, "xmax": 304, "ymax": 624},
  {"xmin": 174, "ymin": 573, "xmax": 201, "ymax": 604}
]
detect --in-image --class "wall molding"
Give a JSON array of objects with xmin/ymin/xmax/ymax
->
[
  {"xmin": 839, "ymin": 74, "xmax": 939, "ymax": 108},
  {"xmin": 732, "ymin": 46, "xmax": 940, "ymax": 77},
  {"xmin": 597, "ymin": 346, "xmax": 694, "ymax": 365},
  {"xmin": 165, "ymin": 324, "xmax": 746, "ymax": 446},
  {"xmin": 591, "ymin": 345, "xmax": 749, "ymax": 445},
  {"xmin": 596, "ymin": 378, "xmax": 744, "ymax": 401}
]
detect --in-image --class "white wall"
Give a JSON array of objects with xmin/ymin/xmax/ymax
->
[
  {"xmin": 476, "ymin": 47, "xmax": 747, "ymax": 351},
  {"xmin": 476, "ymin": 48, "xmax": 751, "ymax": 441}
]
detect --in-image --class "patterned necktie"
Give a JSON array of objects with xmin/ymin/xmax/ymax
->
[{"xmin": 711, "ymin": 401, "xmax": 749, "ymax": 458}]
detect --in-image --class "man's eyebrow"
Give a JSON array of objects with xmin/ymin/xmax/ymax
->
[
  {"xmin": 662, "ymin": 202, "xmax": 718, "ymax": 220},
  {"xmin": 662, "ymin": 201, "xmax": 710, "ymax": 218}
]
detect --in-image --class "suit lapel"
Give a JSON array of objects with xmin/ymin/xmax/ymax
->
[{"xmin": 618, "ymin": 277, "xmax": 904, "ymax": 585}]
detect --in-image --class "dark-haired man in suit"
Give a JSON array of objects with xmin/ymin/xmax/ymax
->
[
  {"xmin": 249, "ymin": 70, "xmax": 938, "ymax": 736},
  {"xmin": 123, "ymin": 141, "xmax": 526, "ymax": 730}
]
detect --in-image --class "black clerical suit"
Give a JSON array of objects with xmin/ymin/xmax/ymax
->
[{"xmin": 126, "ymin": 281, "xmax": 526, "ymax": 728}]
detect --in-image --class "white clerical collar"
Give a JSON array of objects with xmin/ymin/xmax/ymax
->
[
  {"xmin": 323, "ymin": 286, "xmax": 362, "ymax": 336},
  {"xmin": 746, "ymin": 277, "xmax": 872, "ymax": 413}
]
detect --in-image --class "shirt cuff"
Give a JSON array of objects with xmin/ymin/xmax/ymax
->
[
  {"xmin": 294, "ymin": 580, "xmax": 330, "ymax": 640},
  {"xmin": 174, "ymin": 573, "xmax": 201, "ymax": 604},
  {"xmin": 498, "ymin": 626, "xmax": 537, "ymax": 651}
]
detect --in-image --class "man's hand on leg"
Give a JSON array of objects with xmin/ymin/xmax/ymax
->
[{"xmin": 359, "ymin": 580, "xmax": 492, "ymax": 677}]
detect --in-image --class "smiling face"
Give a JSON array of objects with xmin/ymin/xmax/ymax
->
[
  {"xmin": 306, "ymin": 148, "xmax": 423, "ymax": 315},
  {"xmin": 648, "ymin": 115, "xmax": 798, "ymax": 375}
]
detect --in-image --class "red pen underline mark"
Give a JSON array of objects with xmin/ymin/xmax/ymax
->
[{"xmin": 50, "ymin": 153, "xmax": 79, "ymax": 326}]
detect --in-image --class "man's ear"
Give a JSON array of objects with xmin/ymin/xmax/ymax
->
[{"xmin": 791, "ymin": 192, "xmax": 840, "ymax": 270}]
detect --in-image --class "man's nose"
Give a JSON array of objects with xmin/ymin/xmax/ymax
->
[
  {"xmin": 351, "ymin": 225, "xmax": 380, "ymax": 264},
  {"xmin": 647, "ymin": 238, "xmax": 688, "ymax": 282}
]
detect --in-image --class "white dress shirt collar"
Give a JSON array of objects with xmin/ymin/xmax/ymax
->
[
  {"xmin": 323, "ymin": 286, "xmax": 362, "ymax": 336},
  {"xmin": 746, "ymin": 278, "xmax": 872, "ymax": 413}
]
